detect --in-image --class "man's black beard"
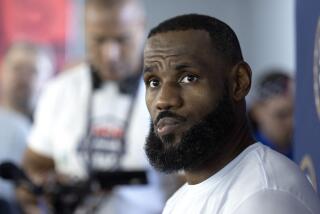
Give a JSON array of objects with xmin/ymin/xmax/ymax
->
[{"xmin": 145, "ymin": 90, "xmax": 236, "ymax": 173}]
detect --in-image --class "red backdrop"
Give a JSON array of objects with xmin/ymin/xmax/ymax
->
[{"xmin": 0, "ymin": 0, "xmax": 71, "ymax": 71}]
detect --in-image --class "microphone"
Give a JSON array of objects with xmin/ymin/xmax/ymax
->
[{"xmin": 0, "ymin": 161, "xmax": 43, "ymax": 195}]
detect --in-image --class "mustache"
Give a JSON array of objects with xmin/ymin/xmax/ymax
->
[{"xmin": 154, "ymin": 111, "xmax": 187, "ymax": 126}]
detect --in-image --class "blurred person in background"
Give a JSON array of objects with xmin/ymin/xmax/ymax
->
[
  {"xmin": 18, "ymin": 0, "xmax": 170, "ymax": 213},
  {"xmin": 0, "ymin": 42, "xmax": 54, "ymax": 213},
  {"xmin": 248, "ymin": 70, "xmax": 294, "ymax": 158},
  {"xmin": 0, "ymin": 43, "xmax": 36, "ymax": 119}
]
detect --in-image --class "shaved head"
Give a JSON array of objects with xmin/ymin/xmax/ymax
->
[
  {"xmin": 85, "ymin": 0, "xmax": 145, "ymax": 20},
  {"xmin": 0, "ymin": 42, "xmax": 42, "ymax": 116},
  {"xmin": 85, "ymin": 0, "xmax": 146, "ymax": 81},
  {"xmin": 2, "ymin": 42, "xmax": 38, "ymax": 66}
]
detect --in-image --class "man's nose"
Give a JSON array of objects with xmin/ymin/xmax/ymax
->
[
  {"xmin": 101, "ymin": 41, "xmax": 120, "ymax": 62},
  {"xmin": 155, "ymin": 82, "xmax": 183, "ymax": 111}
]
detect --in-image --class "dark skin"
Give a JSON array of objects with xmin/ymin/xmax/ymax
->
[
  {"xmin": 85, "ymin": 1, "xmax": 145, "ymax": 81},
  {"xmin": 143, "ymin": 30, "xmax": 255, "ymax": 184},
  {"xmin": 0, "ymin": 48, "xmax": 38, "ymax": 118},
  {"xmin": 16, "ymin": 149, "xmax": 55, "ymax": 214}
]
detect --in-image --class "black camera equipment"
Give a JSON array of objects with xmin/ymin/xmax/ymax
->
[{"xmin": 0, "ymin": 161, "xmax": 147, "ymax": 214}]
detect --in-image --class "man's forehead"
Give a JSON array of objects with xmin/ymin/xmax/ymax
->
[
  {"xmin": 86, "ymin": 1, "xmax": 144, "ymax": 25},
  {"xmin": 6, "ymin": 50, "xmax": 36, "ymax": 65},
  {"xmin": 144, "ymin": 30, "xmax": 213, "ymax": 56}
]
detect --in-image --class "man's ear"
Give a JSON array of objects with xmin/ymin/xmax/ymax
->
[{"xmin": 230, "ymin": 61, "xmax": 252, "ymax": 102}]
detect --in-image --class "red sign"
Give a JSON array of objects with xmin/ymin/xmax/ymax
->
[
  {"xmin": 0, "ymin": 0, "xmax": 72, "ymax": 71},
  {"xmin": 0, "ymin": 0, "xmax": 70, "ymax": 44}
]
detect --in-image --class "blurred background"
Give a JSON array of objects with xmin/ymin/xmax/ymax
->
[
  {"xmin": 0, "ymin": 0, "xmax": 318, "ymax": 193},
  {"xmin": 68, "ymin": 0, "xmax": 295, "ymax": 85},
  {"xmin": 0, "ymin": 0, "xmax": 295, "ymax": 79}
]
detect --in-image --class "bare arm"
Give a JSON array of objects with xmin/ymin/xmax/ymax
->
[{"xmin": 16, "ymin": 147, "xmax": 55, "ymax": 214}]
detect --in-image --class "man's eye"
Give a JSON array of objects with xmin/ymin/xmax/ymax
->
[
  {"xmin": 94, "ymin": 37, "xmax": 105, "ymax": 44},
  {"xmin": 148, "ymin": 79, "xmax": 160, "ymax": 88},
  {"xmin": 180, "ymin": 75, "xmax": 198, "ymax": 84},
  {"xmin": 117, "ymin": 35, "xmax": 130, "ymax": 44}
]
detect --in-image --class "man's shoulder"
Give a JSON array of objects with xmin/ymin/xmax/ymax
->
[
  {"xmin": 0, "ymin": 108, "xmax": 30, "ymax": 130},
  {"xmin": 222, "ymin": 143, "xmax": 319, "ymax": 213},
  {"xmin": 44, "ymin": 63, "xmax": 90, "ymax": 95},
  {"xmin": 251, "ymin": 143, "xmax": 309, "ymax": 189},
  {"xmin": 163, "ymin": 144, "xmax": 319, "ymax": 214},
  {"xmin": 228, "ymin": 143, "xmax": 312, "ymax": 193},
  {"xmin": 54, "ymin": 63, "xmax": 90, "ymax": 85},
  {"xmin": 230, "ymin": 188, "xmax": 320, "ymax": 214},
  {"xmin": 0, "ymin": 108, "xmax": 30, "ymax": 151}
]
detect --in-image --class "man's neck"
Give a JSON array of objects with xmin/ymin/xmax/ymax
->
[
  {"xmin": 90, "ymin": 65, "xmax": 141, "ymax": 95},
  {"xmin": 1, "ymin": 99, "xmax": 30, "ymax": 118},
  {"xmin": 184, "ymin": 120, "xmax": 255, "ymax": 185}
]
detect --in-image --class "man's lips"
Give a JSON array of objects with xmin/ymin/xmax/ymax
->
[{"xmin": 156, "ymin": 117, "xmax": 184, "ymax": 136}]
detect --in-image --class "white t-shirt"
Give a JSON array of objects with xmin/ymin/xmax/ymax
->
[
  {"xmin": 28, "ymin": 63, "xmax": 164, "ymax": 213},
  {"xmin": 29, "ymin": 63, "xmax": 151, "ymax": 176},
  {"xmin": 163, "ymin": 143, "xmax": 320, "ymax": 214}
]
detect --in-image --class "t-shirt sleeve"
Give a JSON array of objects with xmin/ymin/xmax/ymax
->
[
  {"xmin": 232, "ymin": 189, "xmax": 314, "ymax": 214},
  {"xmin": 28, "ymin": 83, "xmax": 59, "ymax": 158}
]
